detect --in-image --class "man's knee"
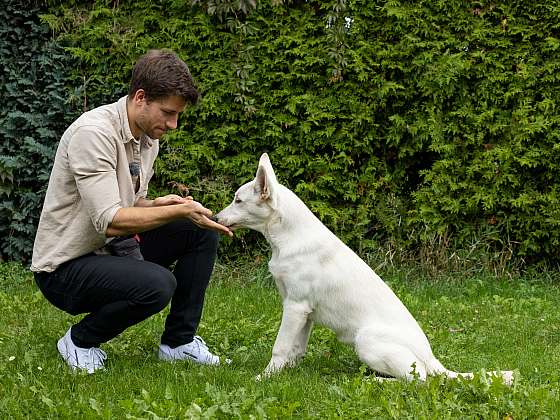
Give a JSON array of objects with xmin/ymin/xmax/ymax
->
[
  {"xmin": 201, "ymin": 229, "xmax": 219, "ymax": 252},
  {"xmin": 140, "ymin": 264, "xmax": 177, "ymax": 310}
]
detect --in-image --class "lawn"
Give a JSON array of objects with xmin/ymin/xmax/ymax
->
[{"xmin": 1, "ymin": 259, "xmax": 559, "ymax": 418}]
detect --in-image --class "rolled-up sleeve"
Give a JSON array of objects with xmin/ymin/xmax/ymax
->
[{"xmin": 67, "ymin": 126, "xmax": 122, "ymax": 234}]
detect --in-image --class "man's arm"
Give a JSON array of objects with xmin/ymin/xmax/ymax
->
[
  {"xmin": 107, "ymin": 199, "xmax": 232, "ymax": 237},
  {"xmin": 135, "ymin": 197, "xmax": 155, "ymax": 207}
]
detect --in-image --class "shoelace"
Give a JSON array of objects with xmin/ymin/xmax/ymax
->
[
  {"xmin": 87, "ymin": 347, "xmax": 107, "ymax": 367},
  {"xmin": 192, "ymin": 336, "xmax": 218, "ymax": 362},
  {"xmin": 194, "ymin": 336, "xmax": 231, "ymax": 365},
  {"xmin": 193, "ymin": 336, "xmax": 208, "ymax": 349}
]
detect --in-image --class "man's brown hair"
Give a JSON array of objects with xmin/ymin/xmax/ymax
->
[{"xmin": 128, "ymin": 49, "xmax": 200, "ymax": 105}]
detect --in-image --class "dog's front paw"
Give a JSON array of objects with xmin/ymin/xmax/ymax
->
[
  {"xmin": 501, "ymin": 370, "xmax": 515, "ymax": 386},
  {"xmin": 256, "ymin": 369, "xmax": 274, "ymax": 381}
]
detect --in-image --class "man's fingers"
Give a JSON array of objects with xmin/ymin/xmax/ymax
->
[
  {"xmin": 193, "ymin": 214, "xmax": 233, "ymax": 237},
  {"xmin": 186, "ymin": 200, "xmax": 211, "ymax": 214},
  {"xmin": 206, "ymin": 218, "xmax": 233, "ymax": 237},
  {"xmin": 185, "ymin": 202, "xmax": 232, "ymax": 237},
  {"xmin": 214, "ymin": 223, "xmax": 233, "ymax": 237}
]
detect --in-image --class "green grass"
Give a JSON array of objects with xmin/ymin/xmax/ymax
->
[{"xmin": 1, "ymin": 259, "xmax": 560, "ymax": 419}]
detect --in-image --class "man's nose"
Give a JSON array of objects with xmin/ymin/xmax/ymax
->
[{"xmin": 167, "ymin": 117, "xmax": 178, "ymax": 130}]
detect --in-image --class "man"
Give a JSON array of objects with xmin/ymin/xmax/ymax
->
[{"xmin": 31, "ymin": 49, "xmax": 233, "ymax": 374}]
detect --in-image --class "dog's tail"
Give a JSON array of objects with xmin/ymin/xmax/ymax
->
[{"xmin": 426, "ymin": 358, "xmax": 514, "ymax": 385}]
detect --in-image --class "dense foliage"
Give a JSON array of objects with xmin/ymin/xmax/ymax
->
[
  {"xmin": 0, "ymin": 1, "xmax": 81, "ymax": 262},
  {"xmin": 3, "ymin": 0, "xmax": 560, "ymax": 266}
]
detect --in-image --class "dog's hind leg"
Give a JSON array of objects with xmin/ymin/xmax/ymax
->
[
  {"xmin": 354, "ymin": 331, "xmax": 429, "ymax": 381},
  {"xmin": 355, "ymin": 341, "xmax": 428, "ymax": 381}
]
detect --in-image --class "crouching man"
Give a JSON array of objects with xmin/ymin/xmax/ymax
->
[{"xmin": 31, "ymin": 49, "xmax": 233, "ymax": 373}]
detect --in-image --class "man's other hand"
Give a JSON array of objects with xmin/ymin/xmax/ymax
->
[{"xmin": 153, "ymin": 194, "xmax": 191, "ymax": 206}]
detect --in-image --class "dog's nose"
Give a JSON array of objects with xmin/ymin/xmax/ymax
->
[{"xmin": 212, "ymin": 212, "xmax": 225, "ymax": 224}]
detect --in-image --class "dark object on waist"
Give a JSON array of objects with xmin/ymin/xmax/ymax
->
[
  {"xmin": 108, "ymin": 235, "xmax": 143, "ymax": 261},
  {"xmin": 129, "ymin": 162, "xmax": 141, "ymax": 177}
]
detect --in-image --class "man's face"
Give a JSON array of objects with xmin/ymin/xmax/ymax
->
[{"xmin": 135, "ymin": 94, "xmax": 187, "ymax": 139}]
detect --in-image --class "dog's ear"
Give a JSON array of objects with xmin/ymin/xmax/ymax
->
[{"xmin": 255, "ymin": 153, "xmax": 278, "ymax": 204}]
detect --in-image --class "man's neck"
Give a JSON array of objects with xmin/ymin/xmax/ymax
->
[{"xmin": 126, "ymin": 98, "xmax": 142, "ymax": 139}]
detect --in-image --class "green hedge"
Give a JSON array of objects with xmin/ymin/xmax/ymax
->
[
  {"xmin": 0, "ymin": 1, "xmax": 81, "ymax": 262},
  {"xmin": 4, "ymin": 0, "xmax": 560, "ymax": 266}
]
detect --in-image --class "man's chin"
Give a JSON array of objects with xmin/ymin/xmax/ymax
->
[{"xmin": 150, "ymin": 129, "xmax": 166, "ymax": 138}]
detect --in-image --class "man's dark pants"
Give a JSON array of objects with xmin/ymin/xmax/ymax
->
[{"xmin": 34, "ymin": 220, "xmax": 218, "ymax": 348}]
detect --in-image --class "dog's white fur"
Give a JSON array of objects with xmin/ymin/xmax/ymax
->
[{"xmin": 217, "ymin": 153, "xmax": 514, "ymax": 384}]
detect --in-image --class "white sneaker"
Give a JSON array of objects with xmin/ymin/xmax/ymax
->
[
  {"xmin": 57, "ymin": 327, "xmax": 107, "ymax": 374},
  {"xmin": 159, "ymin": 336, "xmax": 221, "ymax": 365}
]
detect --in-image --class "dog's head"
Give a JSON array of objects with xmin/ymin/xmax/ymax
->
[{"xmin": 216, "ymin": 153, "xmax": 279, "ymax": 232}]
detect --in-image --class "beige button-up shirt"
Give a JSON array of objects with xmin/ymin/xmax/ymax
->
[{"xmin": 31, "ymin": 96, "xmax": 159, "ymax": 273}]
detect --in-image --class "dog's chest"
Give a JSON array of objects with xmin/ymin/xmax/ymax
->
[
  {"xmin": 268, "ymin": 258, "xmax": 314, "ymax": 301},
  {"xmin": 268, "ymin": 263, "xmax": 289, "ymax": 299}
]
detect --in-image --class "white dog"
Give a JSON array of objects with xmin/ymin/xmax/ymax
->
[{"xmin": 217, "ymin": 153, "xmax": 514, "ymax": 384}]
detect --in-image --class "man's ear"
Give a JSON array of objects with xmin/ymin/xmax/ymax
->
[
  {"xmin": 132, "ymin": 89, "xmax": 147, "ymax": 104},
  {"xmin": 255, "ymin": 153, "xmax": 278, "ymax": 204}
]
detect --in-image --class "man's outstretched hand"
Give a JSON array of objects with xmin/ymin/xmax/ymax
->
[
  {"xmin": 189, "ymin": 210, "xmax": 233, "ymax": 237},
  {"xmin": 140, "ymin": 194, "xmax": 233, "ymax": 237},
  {"xmin": 181, "ymin": 198, "xmax": 233, "ymax": 237}
]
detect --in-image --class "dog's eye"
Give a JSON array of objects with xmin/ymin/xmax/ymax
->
[{"xmin": 235, "ymin": 198, "xmax": 242, "ymax": 204}]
